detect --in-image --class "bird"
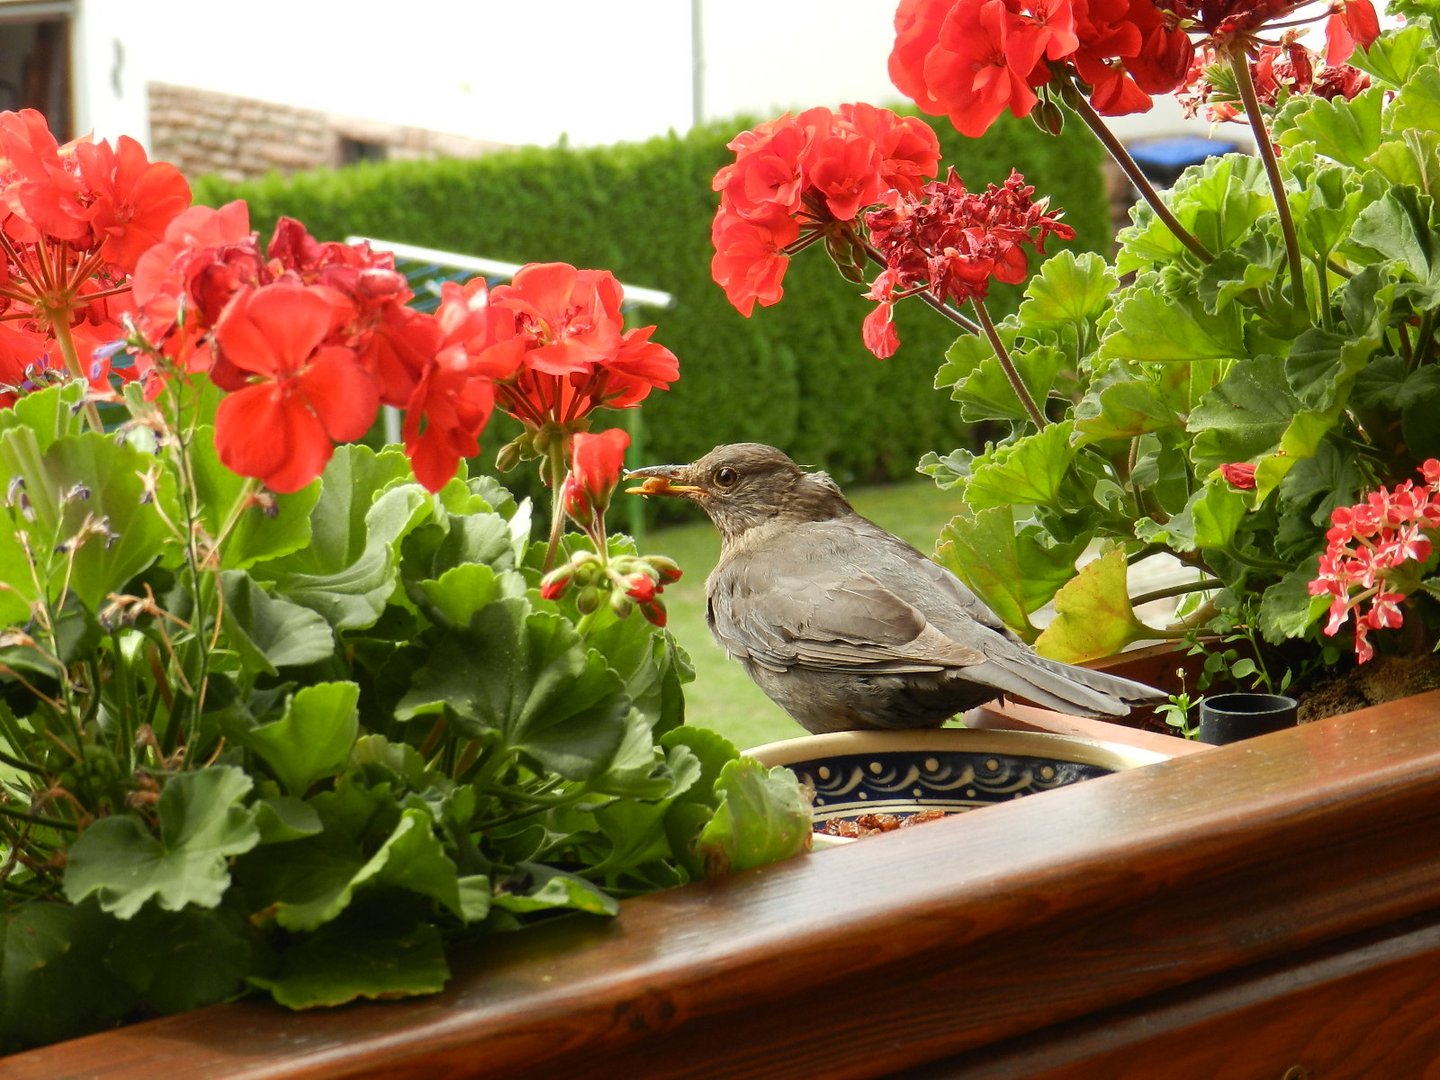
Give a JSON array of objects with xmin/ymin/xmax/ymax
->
[{"xmin": 626, "ymin": 442, "xmax": 1164, "ymax": 734}]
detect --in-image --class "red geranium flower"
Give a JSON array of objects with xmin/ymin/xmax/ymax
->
[
  {"xmin": 570, "ymin": 427, "xmax": 630, "ymax": 517},
  {"xmin": 212, "ymin": 283, "xmax": 379, "ymax": 493},
  {"xmin": 74, "ymin": 135, "xmax": 191, "ymax": 274}
]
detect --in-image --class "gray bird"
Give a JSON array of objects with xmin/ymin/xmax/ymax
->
[{"xmin": 627, "ymin": 443, "xmax": 1163, "ymax": 734}]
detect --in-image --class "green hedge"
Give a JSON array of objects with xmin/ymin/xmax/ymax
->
[{"xmin": 192, "ymin": 110, "xmax": 1107, "ymax": 488}]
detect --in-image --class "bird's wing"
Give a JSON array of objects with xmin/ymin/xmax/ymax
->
[{"xmin": 709, "ymin": 560, "xmax": 988, "ymax": 675}]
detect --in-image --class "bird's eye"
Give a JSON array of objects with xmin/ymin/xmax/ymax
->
[{"xmin": 713, "ymin": 466, "xmax": 739, "ymax": 489}]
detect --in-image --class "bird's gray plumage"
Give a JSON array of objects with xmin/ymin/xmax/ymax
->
[{"xmin": 628, "ymin": 443, "xmax": 1163, "ymax": 734}]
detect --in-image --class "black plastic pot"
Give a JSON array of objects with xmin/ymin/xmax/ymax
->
[{"xmin": 1198, "ymin": 693, "xmax": 1299, "ymax": 745}]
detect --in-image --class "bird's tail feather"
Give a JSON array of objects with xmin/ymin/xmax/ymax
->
[{"xmin": 974, "ymin": 651, "xmax": 1165, "ymax": 719}]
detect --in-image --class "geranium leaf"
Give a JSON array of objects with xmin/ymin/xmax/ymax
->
[
  {"xmin": 1019, "ymin": 250, "xmax": 1116, "ymax": 329},
  {"xmin": 238, "ymin": 682, "xmax": 360, "ymax": 797},
  {"xmin": 0, "ymin": 429, "xmax": 173, "ymax": 615},
  {"xmin": 1390, "ymin": 62, "xmax": 1440, "ymax": 138},
  {"xmin": 1188, "ymin": 357, "xmax": 1301, "ymax": 471},
  {"xmin": 254, "ymin": 795, "xmax": 324, "ymax": 843},
  {"xmin": 1073, "ymin": 366, "xmax": 1182, "ymax": 443},
  {"xmin": 107, "ymin": 905, "xmax": 252, "ymax": 1015},
  {"xmin": 243, "ymin": 807, "xmax": 480, "ymax": 931},
  {"xmin": 1099, "ymin": 286, "xmax": 1247, "ymax": 364},
  {"xmin": 1368, "ymin": 131, "xmax": 1440, "ymax": 205},
  {"xmin": 257, "ymin": 451, "xmax": 433, "ymax": 630},
  {"xmin": 936, "ymin": 504, "xmax": 1087, "ymax": 638},
  {"xmin": 693, "ymin": 757, "xmax": 811, "ymax": 878},
  {"xmin": 1258, "ymin": 561, "xmax": 1329, "ymax": 644},
  {"xmin": 1348, "ymin": 185, "xmax": 1440, "ymax": 297},
  {"xmin": 218, "ymin": 570, "xmax": 335, "ymax": 675},
  {"xmin": 249, "ymin": 901, "xmax": 449, "ymax": 1009},
  {"xmin": 965, "ymin": 421, "xmax": 1077, "ymax": 510},
  {"xmin": 1033, "ymin": 548, "xmax": 1150, "ymax": 663},
  {"xmin": 493, "ymin": 863, "xmax": 619, "ymax": 915},
  {"xmin": 1117, "ymin": 154, "xmax": 1269, "ymax": 273},
  {"xmin": 190, "ymin": 428, "xmax": 318, "ymax": 571},
  {"xmin": 63, "ymin": 766, "xmax": 261, "ymax": 919},
  {"xmin": 0, "ymin": 382, "xmax": 88, "ymax": 447},
  {"xmin": 1276, "ymin": 83, "xmax": 1385, "ymax": 167},
  {"xmin": 398, "ymin": 599, "xmax": 629, "ymax": 781},
  {"xmin": 1350, "ymin": 23, "xmax": 1434, "ymax": 87},
  {"xmin": 0, "ymin": 900, "xmax": 134, "ymax": 1052}
]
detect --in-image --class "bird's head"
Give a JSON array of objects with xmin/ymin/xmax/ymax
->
[{"xmin": 626, "ymin": 443, "xmax": 850, "ymax": 543}]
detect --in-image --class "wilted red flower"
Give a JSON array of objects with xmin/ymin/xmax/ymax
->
[
  {"xmin": 212, "ymin": 283, "xmax": 378, "ymax": 493},
  {"xmin": 861, "ymin": 168, "xmax": 1074, "ymax": 356}
]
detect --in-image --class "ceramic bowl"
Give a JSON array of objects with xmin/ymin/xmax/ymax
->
[{"xmin": 746, "ymin": 727, "xmax": 1169, "ymax": 836}]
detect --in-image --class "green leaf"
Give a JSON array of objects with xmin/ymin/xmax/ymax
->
[
  {"xmin": 398, "ymin": 599, "xmax": 629, "ymax": 781},
  {"xmin": 1073, "ymin": 365, "xmax": 1182, "ymax": 443},
  {"xmin": 935, "ymin": 504, "xmax": 1087, "ymax": 638},
  {"xmin": 0, "ymin": 429, "xmax": 174, "ymax": 614},
  {"xmin": 936, "ymin": 332, "xmax": 1066, "ymax": 424},
  {"xmin": 1033, "ymin": 548, "xmax": 1150, "ymax": 663},
  {"xmin": 0, "ymin": 382, "xmax": 89, "ymax": 447},
  {"xmin": 1284, "ymin": 326, "xmax": 1381, "ymax": 412},
  {"xmin": 249, "ymin": 900, "xmax": 449, "ymax": 1009},
  {"xmin": 1390, "ymin": 62, "xmax": 1440, "ymax": 139},
  {"xmin": 63, "ymin": 766, "xmax": 261, "ymax": 918},
  {"xmin": 254, "ymin": 795, "xmax": 324, "ymax": 843},
  {"xmin": 965, "ymin": 421, "xmax": 1078, "ymax": 510},
  {"xmin": 1350, "ymin": 23, "xmax": 1435, "ymax": 87},
  {"xmin": 1019, "ymin": 250, "xmax": 1116, "ymax": 329},
  {"xmin": 694, "ymin": 757, "xmax": 811, "ymax": 877},
  {"xmin": 417, "ymin": 561, "xmax": 511, "ymax": 628},
  {"xmin": 1276, "ymin": 83, "xmax": 1385, "ymax": 167},
  {"xmin": 218, "ymin": 570, "xmax": 336, "ymax": 675},
  {"xmin": 1188, "ymin": 357, "xmax": 1302, "ymax": 472},
  {"xmin": 0, "ymin": 900, "xmax": 134, "ymax": 1052},
  {"xmin": 1189, "ymin": 481, "xmax": 1250, "ymax": 551},
  {"xmin": 492, "ymin": 863, "xmax": 620, "ymax": 915},
  {"xmin": 245, "ymin": 807, "xmax": 482, "ymax": 931},
  {"xmin": 239, "ymin": 682, "xmax": 360, "ymax": 797},
  {"xmin": 1258, "ymin": 560, "xmax": 1329, "ymax": 644},
  {"xmin": 1098, "ymin": 286, "xmax": 1247, "ymax": 364},
  {"xmin": 190, "ymin": 428, "xmax": 318, "ymax": 571},
  {"xmin": 1349, "ymin": 185, "xmax": 1440, "ymax": 302},
  {"xmin": 107, "ymin": 905, "xmax": 252, "ymax": 1015},
  {"xmin": 257, "ymin": 453, "xmax": 433, "ymax": 630},
  {"xmin": 1117, "ymin": 153, "xmax": 1270, "ymax": 274},
  {"xmin": 1367, "ymin": 131, "xmax": 1440, "ymax": 207}
]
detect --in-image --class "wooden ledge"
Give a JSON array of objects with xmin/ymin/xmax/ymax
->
[{"xmin": 14, "ymin": 690, "xmax": 1440, "ymax": 1078}]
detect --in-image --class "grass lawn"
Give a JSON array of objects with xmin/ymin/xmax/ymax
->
[{"xmin": 640, "ymin": 476, "xmax": 968, "ymax": 751}]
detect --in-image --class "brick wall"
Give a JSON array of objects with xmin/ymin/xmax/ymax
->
[{"xmin": 147, "ymin": 83, "xmax": 507, "ymax": 182}]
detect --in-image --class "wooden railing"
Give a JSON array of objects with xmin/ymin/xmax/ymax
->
[{"xmin": 13, "ymin": 688, "xmax": 1440, "ymax": 1077}]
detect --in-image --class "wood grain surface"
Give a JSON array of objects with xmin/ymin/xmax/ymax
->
[{"xmin": 11, "ymin": 689, "xmax": 1440, "ymax": 1078}]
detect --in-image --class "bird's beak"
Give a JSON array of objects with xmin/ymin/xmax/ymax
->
[{"xmin": 625, "ymin": 464, "xmax": 701, "ymax": 498}]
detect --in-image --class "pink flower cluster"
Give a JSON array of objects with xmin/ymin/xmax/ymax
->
[{"xmin": 1308, "ymin": 460, "xmax": 1440, "ymax": 663}]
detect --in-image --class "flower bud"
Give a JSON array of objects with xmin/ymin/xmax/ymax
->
[
  {"xmin": 496, "ymin": 438, "xmax": 524, "ymax": 473},
  {"xmin": 640, "ymin": 598, "xmax": 668, "ymax": 628},
  {"xmin": 575, "ymin": 585, "xmax": 603, "ymax": 615},
  {"xmin": 540, "ymin": 566, "xmax": 574, "ymax": 601},
  {"xmin": 622, "ymin": 572, "xmax": 657, "ymax": 604},
  {"xmin": 644, "ymin": 555, "xmax": 682, "ymax": 584},
  {"xmin": 562, "ymin": 474, "xmax": 594, "ymax": 526},
  {"xmin": 609, "ymin": 590, "xmax": 634, "ymax": 619}
]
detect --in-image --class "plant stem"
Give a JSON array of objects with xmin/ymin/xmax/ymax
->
[
  {"xmin": 1131, "ymin": 578, "xmax": 1225, "ymax": 608},
  {"xmin": 543, "ymin": 437, "xmax": 569, "ymax": 572},
  {"xmin": 48, "ymin": 315, "xmax": 105, "ymax": 433},
  {"xmin": 1230, "ymin": 51, "xmax": 1305, "ymax": 316},
  {"xmin": 972, "ymin": 298, "xmax": 1048, "ymax": 429},
  {"xmin": 1067, "ymin": 88, "xmax": 1214, "ymax": 265}
]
